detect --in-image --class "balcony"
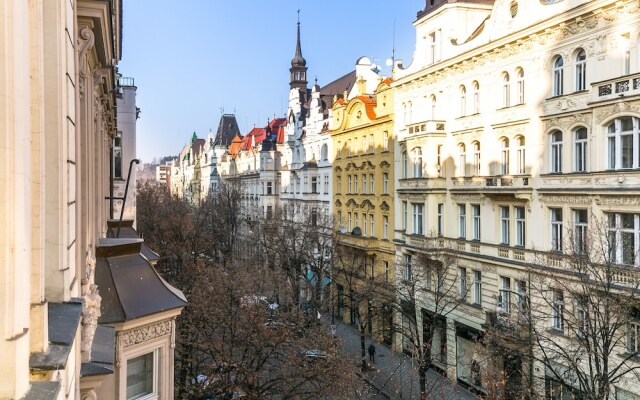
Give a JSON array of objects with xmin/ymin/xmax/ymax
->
[
  {"xmin": 401, "ymin": 120, "xmax": 446, "ymax": 136},
  {"xmin": 398, "ymin": 176, "xmax": 446, "ymax": 192},
  {"xmin": 592, "ymin": 72, "xmax": 640, "ymax": 103},
  {"xmin": 451, "ymin": 175, "xmax": 531, "ymax": 198}
]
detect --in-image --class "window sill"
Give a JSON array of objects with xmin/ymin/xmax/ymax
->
[{"xmin": 548, "ymin": 328, "xmax": 565, "ymax": 337}]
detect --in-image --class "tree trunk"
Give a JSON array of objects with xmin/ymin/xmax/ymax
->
[
  {"xmin": 360, "ymin": 327, "xmax": 367, "ymax": 371},
  {"xmin": 419, "ymin": 363, "xmax": 428, "ymax": 399}
]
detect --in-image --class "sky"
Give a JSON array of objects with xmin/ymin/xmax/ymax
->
[{"xmin": 118, "ymin": 1, "xmax": 423, "ymax": 162}]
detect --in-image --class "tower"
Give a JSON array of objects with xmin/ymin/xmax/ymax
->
[{"xmin": 289, "ymin": 12, "xmax": 308, "ymax": 94}]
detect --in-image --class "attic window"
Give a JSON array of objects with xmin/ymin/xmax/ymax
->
[{"xmin": 510, "ymin": 1, "xmax": 518, "ymax": 17}]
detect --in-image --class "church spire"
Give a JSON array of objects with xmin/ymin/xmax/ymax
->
[{"xmin": 289, "ymin": 10, "xmax": 308, "ymax": 91}]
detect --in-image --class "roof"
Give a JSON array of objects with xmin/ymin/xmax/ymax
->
[
  {"xmin": 95, "ymin": 238, "xmax": 187, "ymax": 324},
  {"xmin": 213, "ymin": 114, "xmax": 241, "ymax": 147},
  {"xmin": 228, "ymin": 134, "xmax": 244, "ymax": 157},
  {"xmin": 417, "ymin": 0, "xmax": 495, "ymax": 20},
  {"xmin": 269, "ymin": 117, "xmax": 287, "ymax": 144},
  {"xmin": 243, "ymin": 127, "xmax": 266, "ymax": 151},
  {"xmin": 355, "ymin": 95, "xmax": 378, "ymax": 120},
  {"xmin": 318, "ymin": 70, "xmax": 357, "ymax": 109},
  {"xmin": 106, "ymin": 219, "xmax": 160, "ymax": 263}
]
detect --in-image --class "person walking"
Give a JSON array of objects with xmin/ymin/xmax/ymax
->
[{"xmin": 368, "ymin": 343, "xmax": 376, "ymax": 363}]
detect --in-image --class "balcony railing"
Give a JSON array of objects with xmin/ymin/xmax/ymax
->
[
  {"xmin": 402, "ymin": 120, "xmax": 446, "ymax": 135},
  {"xmin": 592, "ymin": 72, "xmax": 640, "ymax": 102}
]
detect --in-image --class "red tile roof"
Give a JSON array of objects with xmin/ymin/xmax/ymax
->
[{"xmin": 356, "ymin": 96, "xmax": 377, "ymax": 120}]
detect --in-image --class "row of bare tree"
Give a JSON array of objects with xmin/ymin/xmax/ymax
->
[{"xmin": 138, "ymin": 181, "xmax": 640, "ymax": 400}]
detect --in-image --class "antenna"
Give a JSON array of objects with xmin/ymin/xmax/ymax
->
[
  {"xmin": 220, "ymin": 107, "xmax": 224, "ymax": 115},
  {"xmin": 386, "ymin": 20, "xmax": 396, "ymax": 69}
]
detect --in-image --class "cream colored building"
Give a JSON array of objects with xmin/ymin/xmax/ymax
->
[
  {"xmin": 0, "ymin": 1, "xmax": 185, "ymax": 399},
  {"xmin": 393, "ymin": 0, "xmax": 640, "ymax": 396}
]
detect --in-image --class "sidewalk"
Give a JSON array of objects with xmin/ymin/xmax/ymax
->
[{"xmin": 331, "ymin": 319, "xmax": 477, "ymax": 400}]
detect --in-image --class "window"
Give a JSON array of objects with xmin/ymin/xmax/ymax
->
[
  {"xmin": 337, "ymin": 141, "xmax": 342, "ymax": 158},
  {"xmin": 510, "ymin": 136, "xmax": 524, "ymax": 176},
  {"xmin": 428, "ymin": 32, "xmax": 436, "ymax": 64},
  {"xmin": 515, "ymin": 280, "xmax": 529, "ymax": 316},
  {"xmin": 574, "ymin": 127, "xmax": 588, "ymax": 172},
  {"xmin": 498, "ymin": 277, "xmax": 511, "ymax": 314},
  {"xmin": 348, "ymin": 212, "xmax": 352, "ymax": 231},
  {"xmin": 321, "ymin": 143, "xmax": 328, "ymax": 160},
  {"xmin": 553, "ymin": 56, "xmax": 564, "ymax": 96},
  {"xmin": 337, "ymin": 211, "xmax": 342, "ymax": 225},
  {"xmin": 383, "ymin": 173, "xmax": 389, "ymax": 194},
  {"xmin": 458, "ymin": 204, "xmax": 466, "ymax": 239},
  {"xmin": 473, "ymin": 142, "xmax": 481, "ymax": 176},
  {"xmin": 127, "ymin": 352, "xmax": 156, "ymax": 400},
  {"xmin": 369, "ymin": 134, "xmax": 374, "ymax": 153},
  {"xmin": 383, "ymin": 216, "xmax": 389, "ymax": 239},
  {"xmin": 114, "ymin": 132, "xmax": 123, "ymax": 179},
  {"xmin": 623, "ymin": 33, "xmax": 631, "ymax": 75},
  {"xmin": 348, "ymin": 175, "xmax": 352, "ymax": 193},
  {"xmin": 515, "ymin": 206, "xmax": 526, "ymax": 247},
  {"xmin": 575, "ymin": 50, "xmax": 586, "ymax": 91},
  {"xmin": 550, "ymin": 131, "xmax": 563, "ymax": 173},
  {"xmin": 500, "ymin": 138, "xmax": 510, "ymax": 175},
  {"xmin": 551, "ymin": 289, "xmax": 564, "ymax": 331},
  {"xmin": 460, "ymin": 267, "xmax": 467, "ymax": 300},
  {"xmin": 551, "ymin": 208, "xmax": 564, "ymax": 252},
  {"xmin": 354, "ymin": 175, "xmax": 358, "ymax": 194},
  {"xmin": 402, "ymin": 151, "xmax": 408, "ymax": 178},
  {"xmin": 267, "ymin": 182, "xmax": 273, "ymax": 195},
  {"xmin": 576, "ymin": 296, "xmax": 588, "ymax": 338},
  {"xmin": 472, "ymin": 81, "xmax": 480, "ymax": 114},
  {"xmin": 404, "ymin": 254, "xmax": 413, "ymax": 281},
  {"xmin": 502, "ymin": 72, "xmax": 511, "ymax": 107},
  {"xmin": 501, "ymin": 206, "xmax": 510, "ymax": 245},
  {"xmin": 337, "ymin": 176, "xmax": 342, "ymax": 194},
  {"xmin": 473, "ymin": 271, "xmax": 482, "ymax": 306},
  {"xmin": 412, "ymin": 147, "xmax": 423, "ymax": 178},
  {"xmin": 472, "ymin": 204, "xmax": 481, "ymax": 241},
  {"xmin": 574, "ymin": 209, "xmax": 588, "ymax": 254},
  {"xmin": 362, "ymin": 135, "xmax": 367, "ymax": 154},
  {"xmin": 354, "ymin": 212, "xmax": 359, "ymax": 227},
  {"xmin": 460, "ymin": 85, "xmax": 467, "ymax": 116},
  {"xmin": 363, "ymin": 214, "xmax": 367, "ymax": 236},
  {"xmin": 608, "ymin": 213, "xmax": 639, "ymax": 265},
  {"xmin": 324, "ymin": 175, "xmax": 329, "ymax": 194},
  {"xmin": 369, "ymin": 174, "xmax": 374, "ymax": 193},
  {"xmin": 413, "ymin": 203, "xmax": 424, "ymax": 235},
  {"xmin": 347, "ymin": 139, "xmax": 352, "ymax": 156},
  {"xmin": 383, "ymin": 131, "xmax": 389, "ymax": 151},
  {"xmin": 370, "ymin": 214, "xmax": 375, "ymax": 238},
  {"xmin": 437, "ymin": 145, "xmax": 443, "ymax": 177},
  {"xmin": 607, "ymin": 117, "xmax": 639, "ymax": 170},
  {"xmin": 402, "ymin": 201, "xmax": 408, "ymax": 230},
  {"xmin": 384, "ymin": 261, "xmax": 390, "ymax": 283},
  {"xmin": 310, "ymin": 177, "xmax": 317, "ymax": 194},
  {"xmin": 629, "ymin": 320, "xmax": 640, "ymax": 353},
  {"xmin": 458, "ymin": 143, "xmax": 467, "ymax": 177},
  {"xmin": 437, "ymin": 203, "xmax": 444, "ymax": 236},
  {"xmin": 516, "ymin": 68, "xmax": 525, "ymax": 104},
  {"xmin": 362, "ymin": 174, "xmax": 367, "ymax": 194}
]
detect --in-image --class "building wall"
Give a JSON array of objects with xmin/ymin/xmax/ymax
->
[
  {"xmin": 393, "ymin": 0, "xmax": 640, "ymax": 394},
  {"xmin": 114, "ymin": 80, "xmax": 138, "ymax": 223}
]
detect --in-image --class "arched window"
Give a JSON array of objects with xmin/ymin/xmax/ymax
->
[
  {"xmin": 430, "ymin": 95, "xmax": 437, "ymax": 120},
  {"xmin": 574, "ymin": 127, "xmax": 588, "ymax": 172},
  {"xmin": 296, "ymin": 148, "xmax": 301, "ymax": 163},
  {"xmin": 550, "ymin": 131, "xmax": 563, "ymax": 173},
  {"xmin": 575, "ymin": 50, "xmax": 586, "ymax": 91},
  {"xmin": 402, "ymin": 151, "xmax": 408, "ymax": 178},
  {"xmin": 502, "ymin": 73, "xmax": 511, "ymax": 107},
  {"xmin": 553, "ymin": 56, "xmax": 564, "ymax": 96},
  {"xmin": 321, "ymin": 143, "xmax": 328, "ymax": 161},
  {"xmin": 472, "ymin": 81, "xmax": 480, "ymax": 114},
  {"xmin": 516, "ymin": 136, "xmax": 526, "ymax": 174},
  {"xmin": 516, "ymin": 68, "xmax": 525, "ymax": 104},
  {"xmin": 500, "ymin": 138, "xmax": 510, "ymax": 175},
  {"xmin": 407, "ymin": 101, "xmax": 413, "ymax": 125},
  {"xmin": 460, "ymin": 85, "xmax": 467, "ymax": 116},
  {"xmin": 607, "ymin": 117, "xmax": 639, "ymax": 169},
  {"xmin": 458, "ymin": 143, "xmax": 467, "ymax": 177},
  {"xmin": 472, "ymin": 141, "xmax": 481, "ymax": 176},
  {"xmin": 412, "ymin": 147, "xmax": 423, "ymax": 178}
]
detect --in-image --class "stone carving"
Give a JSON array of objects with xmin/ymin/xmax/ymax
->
[
  {"xmin": 594, "ymin": 101, "xmax": 640, "ymax": 123},
  {"xmin": 559, "ymin": 15, "xmax": 599, "ymax": 38},
  {"xmin": 542, "ymin": 112, "xmax": 592, "ymax": 131},
  {"xmin": 595, "ymin": 196, "xmax": 640, "ymax": 207},
  {"xmin": 81, "ymin": 390, "xmax": 97, "ymax": 400},
  {"xmin": 540, "ymin": 195, "xmax": 592, "ymax": 205},
  {"xmin": 119, "ymin": 320, "xmax": 172, "ymax": 349},
  {"xmin": 77, "ymin": 26, "xmax": 95, "ymax": 97},
  {"xmin": 81, "ymin": 284, "xmax": 102, "ymax": 363},
  {"xmin": 452, "ymin": 194, "xmax": 483, "ymax": 201}
]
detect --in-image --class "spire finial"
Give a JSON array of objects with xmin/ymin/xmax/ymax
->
[{"xmin": 297, "ymin": 9, "xmax": 300, "ymax": 24}]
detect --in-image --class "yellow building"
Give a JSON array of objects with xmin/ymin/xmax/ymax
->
[{"xmin": 330, "ymin": 77, "xmax": 395, "ymax": 344}]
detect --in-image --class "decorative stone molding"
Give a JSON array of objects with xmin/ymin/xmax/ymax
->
[
  {"xmin": 81, "ymin": 284, "xmax": 102, "ymax": 362},
  {"xmin": 119, "ymin": 320, "xmax": 172, "ymax": 349},
  {"xmin": 380, "ymin": 201, "xmax": 390, "ymax": 211},
  {"xmin": 81, "ymin": 390, "xmax": 97, "ymax": 400},
  {"xmin": 451, "ymin": 194, "xmax": 483, "ymax": 202},
  {"xmin": 542, "ymin": 112, "xmax": 592, "ymax": 131},
  {"xmin": 594, "ymin": 101, "xmax": 640, "ymax": 124},
  {"xmin": 594, "ymin": 195, "xmax": 640, "ymax": 207},
  {"xmin": 540, "ymin": 194, "xmax": 592, "ymax": 205},
  {"xmin": 77, "ymin": 26, "xmax": 95, "ymax": 97}
]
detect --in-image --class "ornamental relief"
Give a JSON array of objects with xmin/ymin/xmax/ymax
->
[
  {"xmin": 539, "ymin": 195, "xmax": 592, "ymax": 205},
  {"xmin": 119, "ymin": 320, "xmax": 172, "ymax": 349},
  {"xmin": 594, "ymin": 196, "xmax": 640, "ymax": 207},
  {"xmin": 542, "ymin": 112, "xmax": 592, "ymax": 131},
  {"xmin": 451, "ymin": 194, "xmax": 483, "ymax": 202},
  {"xmin": 594, "ymin": 101, "xmax": 640, "ymax": 124}
]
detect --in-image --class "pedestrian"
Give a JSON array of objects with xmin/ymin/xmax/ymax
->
[{"xmin": 368, "ymin": 343, "xmax": 376, "ymax": 363}]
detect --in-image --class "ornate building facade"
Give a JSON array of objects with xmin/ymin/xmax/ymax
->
[{"xmin": 392, "ymin": 0, "xmax": 640, "ymax": 396}]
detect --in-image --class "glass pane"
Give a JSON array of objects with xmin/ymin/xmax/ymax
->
[
  {"xmin": 127, "ymin": 353, "xmax": 154, "ymax": 400},
  {"xmin": 622, "ymin": 232, "xmax": 635, "ymax": 265},
  {"xmin": 622, "ymin": 214, "xmax": 634, "ymax": 229},
  {"xmin": 621, "ymin": 117, "xmax": 633, "ymax": 132},
  {"xmin": 621, "ymin": 134, "xmax": 633, "ymax": 168}
]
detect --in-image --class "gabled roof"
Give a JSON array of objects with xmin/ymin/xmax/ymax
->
[
  {"xmin": 318, "ymin": 70, "xmax": 357, "ymax": 109},
  {"xmin": 228, "ymin": 134, "xmax": 244, "ymax": 156},
  {"xmin": 269, "ymin": 117, "xmax": 287, "ymax": 144},
  {"xmin": 213, "ymin": 114, "xmax": 241, "ymax": 147}
]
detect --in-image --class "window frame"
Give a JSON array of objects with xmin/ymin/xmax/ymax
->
[
  {"xmin": 575, "ymin": 49, "xmax": 587, "ymax": 91},
  {"xmin": 473, "ymin": 271, "xmax": 482, "ymax": 306},
  {"xmin": 472, "ymin": 204, "xmax": 481, "ymax": 241},
  {"xmin": 550, "ymin": 208, "xmax": 564, "ymax": 252},
  {"xmin": 501, "ymin": 206, "xmax": 511, "ymax": 245},
  {"xmin": 550, "ymin": 130, "xmax": 563, "ymax": 173},
  {"xmin": 574, "ymin": 127, "xmax": 588, "ymax": 172},
  {"xmin": 412, "ymin": 203, "xmax": 424, "ymax": 235},
  {"xmin": 458, "ymin": 204, "xmax": 466, "ymax": 239},
  {"xmin": 553, "ymin": 56, "xmax": 564, "ymax": 96}
]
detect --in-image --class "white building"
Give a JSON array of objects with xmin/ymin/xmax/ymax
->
[{"xmin": 393, "ymin": 0, "xmax": 640, "ymax": 396}]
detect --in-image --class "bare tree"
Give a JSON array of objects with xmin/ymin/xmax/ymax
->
[{"xmin": 394, "ymin": 238, "xmax": 472, "ymax": 399}]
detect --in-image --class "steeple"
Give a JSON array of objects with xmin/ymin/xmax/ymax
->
[{"xmin": 289, "ymin": 10, "xmax": 308, "ymax": 91}]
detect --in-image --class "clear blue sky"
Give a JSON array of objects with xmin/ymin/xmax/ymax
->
[{"xmin": 118, "ymin": 1, "xmax": 422, "ymax": 162}]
